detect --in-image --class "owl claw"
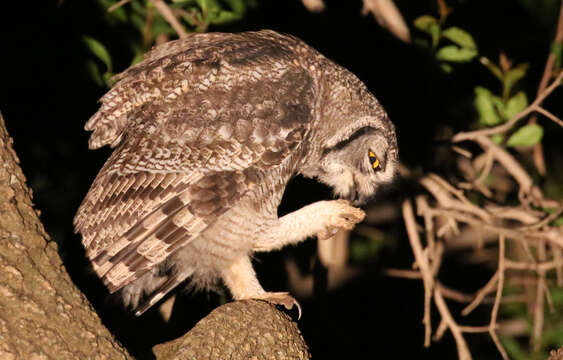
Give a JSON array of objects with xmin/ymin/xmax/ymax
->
[
  {"xmin": 317, "ymin": 199, "xmax": 365, "ymax": 240},
  {"xmin": 253, "ymin": 292, "xmax": 302, "ymax": 320}
]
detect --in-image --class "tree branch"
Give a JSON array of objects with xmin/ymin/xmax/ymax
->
[
  {"xmin": 153, "ymin": 300, "xmax": 310, "ymax": 360},
  {"xmin": 452, "ymin": 72, "xmax": 563, "ymax": 143}
]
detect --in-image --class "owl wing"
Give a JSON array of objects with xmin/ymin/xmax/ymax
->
[{"xmin": 74, "ymin": 31, "xmax": 314, "ymax": 295}]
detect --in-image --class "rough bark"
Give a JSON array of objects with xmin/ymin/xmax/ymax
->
[
  {"xmin": 0, "ymin": 111, "xmax": 311, "ymax": 359},
  {"xmin": 0, "ymin": 112, "xmax": 132, "ymax": 360},
  {"xmin": 153, "ymin": 300, "xmax": 310, "ymax": 360}
]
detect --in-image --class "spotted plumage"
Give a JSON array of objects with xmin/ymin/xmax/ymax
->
[{"xmin": 74, "ymin": 30, "xmax": 398, "ymax": 315}]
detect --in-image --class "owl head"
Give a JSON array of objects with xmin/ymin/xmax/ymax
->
[
  {"xmin": 311, "ymin": 126, "xmax": 398, "ymax": 205},
  {"xmin": 301, "ymin": 60, "xmax": 398, "ymax": 205}
]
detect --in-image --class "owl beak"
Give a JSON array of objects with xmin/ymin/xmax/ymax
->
[
  {"xmin": 348, "ymin": 189, "xmax": 367, "ymax": 206},
  {"xmin": 347, "ymin": 188, "xmax": 358, "ymax": 204}
]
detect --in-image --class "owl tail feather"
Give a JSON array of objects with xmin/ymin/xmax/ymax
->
[{"xmin": 134, "ymin": 270, "xmax": 194, "ymax": 316}]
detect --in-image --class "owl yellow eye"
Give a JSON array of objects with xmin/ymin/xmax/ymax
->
[{"xmin": 368, "ymin": 151, "xmax": 380, "ymax": 170}]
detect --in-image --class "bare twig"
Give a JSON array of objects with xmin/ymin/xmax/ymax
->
[
  {"xmin": 452, "ymin": 146, "xmax": 473, "ymax": 158},
  {"xmin": 362, "ymin": 0, "xmax": 411, "ymax": 43},
  {"xmin": 434, "ymin": 319, "xmax": 448, "ymax": 341},
  {"xmin": 428, "ymin": 173, "xmax": 474, "ymax": 207},
  {"xmin": 505, "ymin": 259, "xmax": 563, "ymax": 272},
  {"xmin": 544, "ymin": 280, "xmax": 555, "ymax": 314},
  {"xmin": 437, "ymin": 283, "xmax": 474, "ymax": 303},
  {"xmin": 462, "ymin": 271, "xmax": 499, "ymax": 316},
  {"xmin": 459, "ymin": 326, "xmax": 490, "ymax": 333},
  {"xmin": 489, "ymin": 235, "xmax": 509, "ymax": 360},
  {"xmin": 416, "ymin": 195, "xmax": 436, "ymax": 252},
  {"xmin": 553, "ymin": 246, "xmax": 563, "ymax": 286},
  {"xmin": 302, "ymin": 0, "xmax": 325, "ymax": 12},
  {"xmin": 536, "ymin": 107, "xmax": 563, "ymax": 127},
  {"xmin": 485, "ymin": 205, "xmax": 540, "ymax": 224},
  {"xmin": 386, "ymin": 270, "xmax": 484, "ymax": 303},
  {"xmin": 386, "ymin": 268, "xmax": 422, "ymax": 279},
  {"xmin": 529, "ymin": 2, "xmax": 563, "ymax": 174},
  {"xmin": 533, "ymin": 241, "xmax": 547, "ymax": 350},
  {"xmin": 402, "ymin": 200, "xmax": 434, "ymax": 347},
  {"xmin": 473, "ymin": 135, "xmax": 540, "ymax": 198},
  {"xmin": 148, "ymin": 0, "xmax": 188, "ymax": 38},
  {"xmin": 420, "ymin": 175, "xmax": 492, "ymax": 222},
  {"xmin": 520, "ymin": 207, "xmax": 563, "ymax": 230},
  {"xmin": 474, "ymin": 150, "xmax": 494, "ymax": 185},
  {"xmin": 434, "ymin": 287, "xmax": 473, "ymax": 360},
  {"xmin": 427, "ymin": 208, "xmax": 544, "ymax": 241},
  {"xmin": 174, "ymin": 8, "xmax": 206, "ymax": 30},
  {"xmin": 108, "ymin": 0, "xmax": 132, "ymax": 12}
]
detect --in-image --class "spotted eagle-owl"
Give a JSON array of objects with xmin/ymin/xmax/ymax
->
[{"xmin": 74, "ymin": 30, "xmax": 398, "ymax": 316}]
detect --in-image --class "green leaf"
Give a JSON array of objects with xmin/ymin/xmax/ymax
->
[
  {"xmin": 507, "ymin": 124, "xmax": 544, "ymax": 147},
  {"xmin": 414, "ymin": 15, "xmax": 440, "ymax": 48},
  {"xmin": 82, "ymin": 36, "xmax": 112, "ymax": 73},
  {"xmin": 85, "ymin": 60, "xmax": 104, "ymax": 86},
  {"xmin": 130, "ymin": 12, "xmax": 146, "ymax": 32},
  {"xmin": 210, "ymin": 10, "xmax": 243, "ymax": 24},
  {"xmin": 102, "ymin": 72, "xmax": 115, "ymax": 86},
  {"xmin": 491, "ymin": 95, "xmax": 506, "ymax": 120},
  {"xmin": 131, "ymin": 0, "xmax": 146, "ymax": 15},
  {"xmin": 441, "ymin": 27, "xmax": 477, "ymax": 49},
  {"xmin": 436, "ymin": 45, "xmax": 478, "ymax": 62},
  {"xmin": 100, "ymin": 0, "xmax": 128, "ymax": 23},
  {"xmin": 130, "ymin": 52, "xmax": 145, "ymax": 66},
  {"xmin": 503, "ymin": 63, "xmax": 529, "ymax": 99},
  {"xmin": 414, "ymin": 15, "xmax": 438, "ymax": 31},
  {"xmin": 151, "ymin": 16, "xmax": 175, "ymax": 37},
  {"xmin": 440, "ymin": 63, "xmax": 453, "ymax": 73},
  {"xmin": 196, "ymin": 0, "xmax": 209, "ymax": 13},
  {"xmin": 224, "ymin": 0, "xmax": 245, "ymax": 14},
  {"xmin": 504, "ymin": 91, "xmax": 528, "ymax": 120},
  {"xmin": 474, "ymin": 86, "xmax": 501, "ymax": 126},
  {"xmin": 480, "ymin": 56, "xmax": 503, "ymax": 80}
]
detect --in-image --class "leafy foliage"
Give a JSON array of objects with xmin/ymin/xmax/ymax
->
[
  {"xmin": 411, "ymin": 1, "xmax": 562, "ymax": 359},
  {"xmin": 85, "ymin": 0, "xmax": 255, "ymax": 85},
  {"xmin": 413, "ymin": 11, "xmax": 478, "ymax": 73}
]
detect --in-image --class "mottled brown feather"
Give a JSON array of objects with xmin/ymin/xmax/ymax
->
[{"xmin": 74, "ymin": 30, "xmax": 315, "ymax": 294}]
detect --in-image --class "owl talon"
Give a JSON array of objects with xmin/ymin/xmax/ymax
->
[
  {"xmin": 317, "ymin": 228, "xmax": 339, "ymax": 240},
  {"xmin": 317, "ymin": 200, "xmax": 365, "ymax": 240},
  {"xmin": 253, "ymin": 292, "xmax": 302, "ymax": 320}
]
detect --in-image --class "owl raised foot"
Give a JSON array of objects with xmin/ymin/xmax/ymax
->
[{"xmin": 317, "ymin": 200, "xmax": 366, "ymax": 240}]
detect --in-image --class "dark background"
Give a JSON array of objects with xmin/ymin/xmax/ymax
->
[{"xmin": 1, "ymin": 0, "xmax": 561, "ymax": 358}]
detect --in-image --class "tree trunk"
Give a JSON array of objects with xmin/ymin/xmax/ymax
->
[
  {"xmin": 0, "ymin": 112, "xmax": 132, "ymax": 359},
  {"xmin": 0, "ymin": 112, "xmax": 310, "ymax": 359}
]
